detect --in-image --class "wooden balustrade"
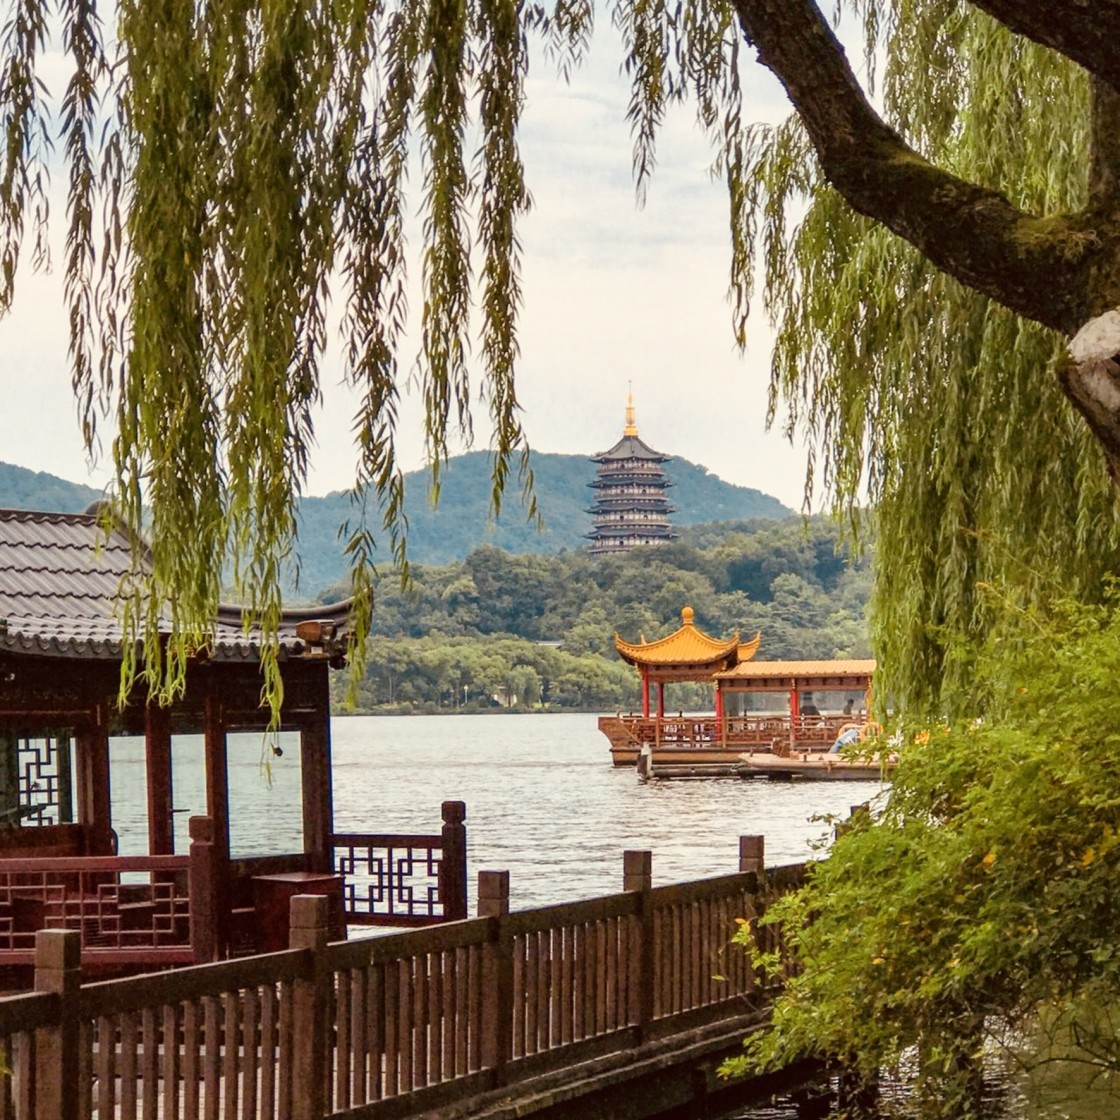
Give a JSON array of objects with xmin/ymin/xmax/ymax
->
[
  {"xmin": 0, "ymin": 833, "xmax": 804, "ymax": 1120},
  {"xmin": 331, "ymin": 800, "xmax": 468, "ymax": 927},
  {"xmin": 0, "ymin": 853, "xmax": 194, "ymax": 965}
]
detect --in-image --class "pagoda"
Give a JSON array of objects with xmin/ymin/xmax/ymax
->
[{"xmin": 587, "ymin": 392, "xmax": 676, "ymax": 554}]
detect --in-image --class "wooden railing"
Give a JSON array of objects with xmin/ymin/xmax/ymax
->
[
  {"xmin": 0, "ymin": 803, "xmax": 468, "ymax": 970},
  {"xmin": 331, "ymin": 799, "xmax": 468, "ymax": 926},
  {"xmin": 0, "ymin": 837, "xmax": 799, "ymax": 1120},
  {"xmin": 0, "ymin": 854, "xmax": 194, "ymax": 966},
  {"xmin": 603, "ymin": 714, "xmax": 864, "ymax": 751}
]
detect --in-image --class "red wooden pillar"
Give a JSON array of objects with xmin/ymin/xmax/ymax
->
[
  {"xmin": 641, "ymin": 667, "xmax": 650, "ymax": 718},
  {"xmin": 656, "ymin": 681, "xmax": 665, "ymax": 719},
  {"xmin": 715, "ymin": 686, "xmax": 725, "ymax": 747},
  {"xmin": 202, "ymin": 688, "xmax": 231, "ymax": 956},
  {"xmin": 300, "ymin": 667, "xmax": 335, "ymax": 874},
  {"xmin": 203, "ymin": 689, "xmax": 229, "ymax": 861},
  {"xmin": 145, "ymin": 702, "xmax": 174, "ymax": 855},
  {"xmin": 789, "ymin": 686, "xmax": 799, "ymax": 751},
  {"xmin": 76, "ymin": 708, "xmax": 113, "ymax": 854}
]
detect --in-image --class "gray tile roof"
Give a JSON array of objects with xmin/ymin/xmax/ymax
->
[{"xmin": 0, "ymin": 507, "xmax": 353, "ymax": 661}]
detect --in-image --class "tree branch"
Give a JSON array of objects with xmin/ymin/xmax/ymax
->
[
  {"xmin": 732, "ymin": 0, "xmax": 1115, "ymax": 333},
  {"xmin": 968, "ymin": 0, "xmax": 1120, "ymax": 86}
]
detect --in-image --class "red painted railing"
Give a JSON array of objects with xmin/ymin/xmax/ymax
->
[
  {"xmin": 0, "ymin": 854, "xmax": 193, "ymax": 966},
  {"xmin": 331, "ymin": 799, "xmax": 468, "ymax": 926}
]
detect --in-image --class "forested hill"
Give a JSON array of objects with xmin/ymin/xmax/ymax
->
[
  {"xmin": 0, "ymin": 451, "xmax": 790, "ymax": 593},
  {"xmin": 293, "ymin": 451, "xmax": 790, "ymax": 588},
  {"xmin": 0, "ymin": 461, "xmax": 103, "ymax": 513}
]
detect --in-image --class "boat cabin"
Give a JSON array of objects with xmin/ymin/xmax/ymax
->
[
  {"xmin": 715, "ymin": 659, "xmax": 876, "ymax": 754},
  {"xmin": 0, "ymin": 507, "xmax": 465, "ymax": 985}
]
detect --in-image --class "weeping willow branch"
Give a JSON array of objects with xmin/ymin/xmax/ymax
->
[{"xmin": 7, "ymin": 0, "xmax": 1120, "ymax": 729}]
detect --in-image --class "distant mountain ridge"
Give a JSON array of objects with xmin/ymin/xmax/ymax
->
[
  {"xmin": 0, "ymin": 462, "xmax": 103, "ymax": 514},
  {"xmin": 0, "ymin": 452, "xmax": 791, "ymax": 593}
]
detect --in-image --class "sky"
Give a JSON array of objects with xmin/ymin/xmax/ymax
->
[{"xmin": 1, "ymin": 22, "xmax": 812, "ymax": 512}]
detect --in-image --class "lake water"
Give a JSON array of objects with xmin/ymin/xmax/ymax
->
[
  {"xmin": 107, "ymin": 712, "xmax": 887, "ymax": 910},
  {"xmin": 102, "ymin": 713, "xmax": 1108, "ymax": 1118}
]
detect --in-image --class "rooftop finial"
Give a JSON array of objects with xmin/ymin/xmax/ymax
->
[{"xmin": 624, "ymin": 382, "xmax": 638, "ymax": 437}]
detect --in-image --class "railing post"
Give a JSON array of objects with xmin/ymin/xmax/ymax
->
[
  {"xmin": 739, "ymin": 835, "xmax": 765, "ymax": 873},
  {"xmin": 188, "ymin": 815, "xmax": 220, "ymax": 963},
  {"xmin": 477, "ymin": 871, "xmax": 512, "ymax": 1085},
  {"xmin": 623, "ymin": 851, "xmax": 654, "ymax": 1038},
  {"xmin": 290, "ymin": 895, "xmax": 331, "ymax": 1120},
  {"xmin": 439, "ymin": 800, "xmax": 468, "ymax": 921},
  {"xmin": 34, "ymin": 929, "xmax": 81, "ymax": 1120}
]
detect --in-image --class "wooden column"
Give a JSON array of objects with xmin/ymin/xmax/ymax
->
[
  {"xmin": 145, "ymin": 702, "xmax": 174, "ymax": 854},
  {"xmin": 289, "ymin": 895, "xmax": 331, "ymax": 1120},
  {"xmin": 77, "ymin": 709, "xmax": 112, "ymax": 854},
  {"xmin": 300, "ymin": 667, "xmax": 334, "ymax": 874},
  {"xmin": 188, "ymin": 816, "xmax": 221, "ymax": 963},
  {"xmin": 788, "ymin": 686, "xmax": 799, "ymax": 752},
  {"xmin": 55, "ymin": 734, "xmax": 73, "ymax": 824},
  {"xmin": 641, "ymin": 667, "xmax": 650, "ymax": 718},
  {"xmin": 623, "ymin": 851, "xmax": 654, "ymax": 1037},
  {"xmin": 656, "ymin": 681, "xmax": 665, "ymax": 719},
  {"xmin": 202, "ymin": 689, "xmax": 229, "ymax": 861},
  {"xmin": 739, "ymin": 835, "xmax": 765, "ymax": 873},
  {"xmin": 478, "ymin": 871, "xmax": 512, "ymax": 1082},
  {"xmin": 0, "ymin": 730, "xmax": 18, "ymax": 827},
  {"xmin": 439, "ymin": 800, "xmax": 468, "ymax": 921},
  {"xmin": 34, "ymin": 930, "xmax": 81, "ymax": 1120}
]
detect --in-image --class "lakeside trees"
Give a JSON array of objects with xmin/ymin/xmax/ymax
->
[
  {"xmin": 328, "ymin": 518, "xmax": 872, "ymax": 711},
  {"xmin": 726, "ymin": 4, "xmax": 1120, "ymax": 1107}
]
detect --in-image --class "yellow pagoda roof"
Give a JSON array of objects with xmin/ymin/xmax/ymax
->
[{"xmin": 614, "ymin": 606, "xmax": 761, "ymax": 670}]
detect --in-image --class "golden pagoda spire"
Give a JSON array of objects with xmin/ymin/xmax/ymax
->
[{"xmin": 623, "ymin": 383, "xmax": 638, "ymax": 437}]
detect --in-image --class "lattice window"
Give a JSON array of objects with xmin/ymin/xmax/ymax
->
[
  {"xmin": 14, "ymin": 736, "xmax": 74, "ymax": 827},
  {"xmin": 335, "ymin": 839, "xmax": 443, "ymax": 923}
]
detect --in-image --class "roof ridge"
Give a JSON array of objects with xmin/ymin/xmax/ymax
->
[{"xmin": 0, "ymin": 507, "xmax": 98, "ymax": 525}]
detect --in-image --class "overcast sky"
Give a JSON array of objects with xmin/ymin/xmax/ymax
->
[{"xmin": 2, "ymin": 23, "xmax": 812, "ymax": 511}]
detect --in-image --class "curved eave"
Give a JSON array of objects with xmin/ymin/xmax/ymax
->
[
  {"xmin": 0, "ymin": 597, "xmax": 361, "ymax": 665},
  {"xmin": 614, "ymin": 627, "xmax": 740, "ymax": 670}
]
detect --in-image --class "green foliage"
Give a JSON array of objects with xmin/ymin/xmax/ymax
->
[
  {"xmin": 330, "ymin": 517, "xmax": 871, "ymax": 711},
  {"xmin": 0, "ymin": 0, "xmax": 771, "ymax": 720},
  {"xmin": 743, "ymin": 4, "xmax": 1120, "ymax": 719},
  {"xmin": 727, "ymin": 591, "xmax": 1120, "ymax": 1108}
]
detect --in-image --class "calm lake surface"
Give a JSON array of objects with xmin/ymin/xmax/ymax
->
[{"xmin": 108, "ymin": 711, "xmax": 886, "ymax": 910}]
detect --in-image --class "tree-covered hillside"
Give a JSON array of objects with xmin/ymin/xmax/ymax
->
[
  {"xmin": 0, "ymin": 462, "xmax": 103, "ymax": 514},
  {"xmin": 1, "ymin": 452, "xmax": 790, "ymax": 596},
  {"xmin": 293, "ymin": 451, "xmax": 790, "ymax": 590},
  {"xmin": 328, "ymin": 518, "xmax": 870, "ymax": 713}
]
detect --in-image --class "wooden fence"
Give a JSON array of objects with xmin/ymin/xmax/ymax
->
[
  {"xmin": 0, "ymin": 803, "xmax": 468, "ymax": 971},
  {"xmin": 0, "ymin": 837, "xmax": 801, "ymax": 1120}
]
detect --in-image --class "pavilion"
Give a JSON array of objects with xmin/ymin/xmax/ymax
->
[{"xmin": 0, "ymin": 505, "xmax": 465, "ymax": 980}]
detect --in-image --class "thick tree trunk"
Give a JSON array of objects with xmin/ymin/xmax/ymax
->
[{"xmin": 1064, "ymin": 311, "xmax": 1120, "ymax": 484}]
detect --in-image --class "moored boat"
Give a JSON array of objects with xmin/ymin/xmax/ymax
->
[{"xmin": 601, "ymin": 606, "xmax": 878, "ymax": 777}]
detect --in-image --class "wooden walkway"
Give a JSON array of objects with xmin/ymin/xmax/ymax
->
[{"xmin": 0, "ymin": 841, "xmax": 805, "ymax": 1120}]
